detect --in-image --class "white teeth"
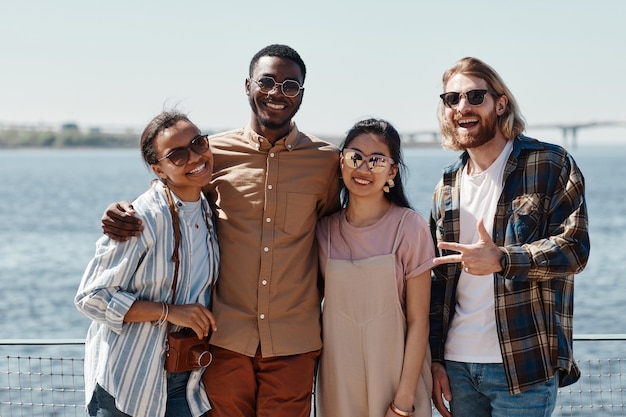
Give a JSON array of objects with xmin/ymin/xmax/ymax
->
[
  {"xmin": 353, "ymin": 177, "xmax": 371, "ymax": 185},
  {"xmin": 459, "ymin": 118, "xmax": 478, "ymax": 124},
  {"xmin": 267, "ymin": 102, "xmax": 285, "ymax": 110},
  {"xmin": 188, "ymin": 163, "xmax": 206, "ymax": 174}
]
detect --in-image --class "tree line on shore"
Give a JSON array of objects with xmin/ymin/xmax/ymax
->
[{"xmin": 0, "ymin": 124, "xmax": 138, "ymax": 148}]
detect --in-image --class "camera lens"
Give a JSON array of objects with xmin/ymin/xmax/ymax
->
[
  {"xmin": 197, "ymin": 351, "xmax": 212, "ymax": 367},
  {"xmin": 189, "ymin": 345, "xmax": 213, "ymax": 367}
]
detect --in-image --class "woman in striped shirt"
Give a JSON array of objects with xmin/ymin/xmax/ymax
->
[{"xmin": 75, "ymin": 110, "xmax": 219, "ymax": 417}]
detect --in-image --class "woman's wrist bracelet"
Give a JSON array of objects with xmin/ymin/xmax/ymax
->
[
  {"xmin": 162, "ymin": 303, "xmax": 169, "ymax": 324},
  {"xmin": 389, "ymin": 401, "xmax": 414, "ymax": 417},
  {"xmin": 151, "ymin": 302, "xmax": 168, "ymax": 326}
]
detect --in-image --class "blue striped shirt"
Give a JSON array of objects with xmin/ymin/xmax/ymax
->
[{"xmin": 75, "ymin": 180, "xmax": 219, "ymax": 417}]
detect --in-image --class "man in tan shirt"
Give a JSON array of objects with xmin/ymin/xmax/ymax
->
[{"xmin": 101, "ymin": 44, "xmax": 341, "ymax": 417}]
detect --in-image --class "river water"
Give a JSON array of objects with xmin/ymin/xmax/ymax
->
[
  {"xmin": 0, "ymin": 147, "xmax": 626, "ymax": 415},
  {"xmin": 0, "ymin": 145, "xmax": 624, "ymax": 358}
]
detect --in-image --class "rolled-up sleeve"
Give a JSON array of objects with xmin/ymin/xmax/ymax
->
[{"xmin": 75, "ymin": 233, "xmax": 151, "ymax": 334}]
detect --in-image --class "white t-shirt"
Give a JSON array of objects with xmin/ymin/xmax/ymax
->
[{"xmin": 445, "ymin": 140, "xmax": 513, "ymax": 363}]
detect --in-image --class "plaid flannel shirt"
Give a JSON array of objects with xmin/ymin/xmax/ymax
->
[{"xmin": 429, "ymin": 135, "xmax": 590, "ymax": 394}]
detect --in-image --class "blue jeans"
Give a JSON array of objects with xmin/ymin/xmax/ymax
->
[
  {"xmin": 445, "ymin": 360, "xmax": 558, "ymax": 417},
  {"xmin": 87, "ymin": 371, "xmax": 193, "ymax": 417}
]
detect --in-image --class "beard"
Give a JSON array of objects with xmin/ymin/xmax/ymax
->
[
  {"xmin": 249, "ymin": 95, "xmax": 301, "ymax": 131},
  {"xmin": 452, "ymin": 110, "xmax": 498, "ymax": 150}
]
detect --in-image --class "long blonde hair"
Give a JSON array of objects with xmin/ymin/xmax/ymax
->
[{"xmin": 438, "ymin": 57, "xmax": 526, "ymax": 151}]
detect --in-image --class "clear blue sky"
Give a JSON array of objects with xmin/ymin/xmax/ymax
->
[{"xmin": 2, "ymin": 0, "xmax": 625, "ymax": 145}]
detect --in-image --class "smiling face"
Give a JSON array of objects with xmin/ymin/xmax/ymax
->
[
  {"xmin": 246, "ymin": 56, "xmax": 304, "ymax": 142},
  {"xmin": 151, "ymin": 120, "xmax": 213, "ymax": 201},
  {"xmin": 341, "ymin": 132, "xmax": 397, "ymax": 201},
  {"xmin": 443, "ymin": 73, "xmax": 507, "ymax": 150}
]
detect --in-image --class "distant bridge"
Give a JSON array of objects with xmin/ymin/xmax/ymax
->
[
  {"xmin": 400, "ymin": 130, "xmax": 440, "ymax": 147},
  {"xmin": 528, "ymin": 120, "xmax": 626, "ymax": 148},
  {"xmin": 400, "ymin": 120, "xmax": 626, "ymax": 148}
]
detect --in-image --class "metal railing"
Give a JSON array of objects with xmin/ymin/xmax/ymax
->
[
  {"xmin": 552, "ymin": 334, "xmax": 625, "ymax": 417},
  {"xmin": 1, "ymin": 339, "xmax": 85, "ymax": 417},
  {"xmin": 1, "ymin": 336, "xmax": 624, "ymax": 417}
]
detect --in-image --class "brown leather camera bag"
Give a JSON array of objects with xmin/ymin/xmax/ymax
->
[{"xmin": 165, "ymin": 328, "xmax": 212, "ymax": 372}]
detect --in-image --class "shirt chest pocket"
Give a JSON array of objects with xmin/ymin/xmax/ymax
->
[
  {"xmin": 509, "ymin": 193, "xmax": 543, "ymax": 243},
  {"xmin": 277, "ymin": 192, "xmax": 318, "ymax": 235}
]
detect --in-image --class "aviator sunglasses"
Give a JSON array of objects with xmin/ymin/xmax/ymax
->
[
  {"xmin": 250, "ymin": 76, "xmax": 304, "ymax": 98},
  {"xmin": 440, "ymin": 89, "xmax": 500, "ymax": 108},
  {"xmin": 158, "ymin": 134, "xmax": 210, "ymax": 166},
  {"xmin": 342, "ymin": 149, "xmax": 395, "ymax": 174}
]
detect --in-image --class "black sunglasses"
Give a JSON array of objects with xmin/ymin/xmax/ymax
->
[
  {"xmin": 157, "ymin": 135, "xmax": 209, "ymax": 166},
  {"xmin": 440, "ymin": 89, "xmax": 500, "ymax": 108}
]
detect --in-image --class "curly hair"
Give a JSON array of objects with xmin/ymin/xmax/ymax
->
[
  {"xmin": 140, "ymin": 110, "xmax": 196, "ymax": 166},
  {"xmin": 249, "ymin": 44, "xmax": 306, "ymax": 83}
]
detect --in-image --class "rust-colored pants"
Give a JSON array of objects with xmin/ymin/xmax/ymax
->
[{"xmin": 203, "ymin": 346, "xmax": 320, "ymax": 417}]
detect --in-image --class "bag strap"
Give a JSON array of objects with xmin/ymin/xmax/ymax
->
[{"xmin": 164, "ymin": 184, "xmax": 181, "ymax": 335}]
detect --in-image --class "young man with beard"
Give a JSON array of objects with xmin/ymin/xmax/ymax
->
[
  {"xmin": 428, "ymin": 57, "xmax": 590, "ymax": 417},
  {"xmin": 101, "ymin": 44, "xmax": 341, "ymax": 417}
]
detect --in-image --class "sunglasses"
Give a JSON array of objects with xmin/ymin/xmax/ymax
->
[
  {"xmin": 440, "ymin": 89, "xmax": 499, "ymax": 108},
  {"xmin": 157, "ymin": 134, "xmax": 209, "ymax": 166},
  {"xmin": 342, "ymin": 149, "xmax": 395, "ymax": 173},
  {"xmin": 250, "ymin": 76, "xmax": 304, "ymax": 98}
]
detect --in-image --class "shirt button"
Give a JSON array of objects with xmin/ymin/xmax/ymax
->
[
  {"xmin": 268, "ymin": 184, "xmax": 273, "ymax": 190},
  {"xmin": 287, "ymin": 144, "xmax": 292, "ymax": 149},
  {"xmin": 270, "ymin": 152, "xmax": 275, "ymax": 157},
  {"xmin": 266, "ymin": 217, "xmax": 271, "ymax": 223},
  {"xmin": 264, "ymin": 247, "xmax": 269, "ymax": 252},
  {"xmin": 262, "ymin": 280, "xmax": 267, "ymax": 285},
  {"xmin": 260, "ymin": 314, "xmax": 265, "ymax": 319}
]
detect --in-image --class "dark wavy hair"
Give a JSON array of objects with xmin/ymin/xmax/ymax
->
[
  {"xmin": 249, "ymin": 44, "xmax": 306, "ymax": 83},
  {"xmin": 339, "ymin": 118, "xmax": 412, "ymax": 209}
]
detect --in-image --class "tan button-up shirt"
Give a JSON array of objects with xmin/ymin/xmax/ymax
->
[{"xmin": 206, "ymin": 124, "xmax": 341, "ymax": 357}]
